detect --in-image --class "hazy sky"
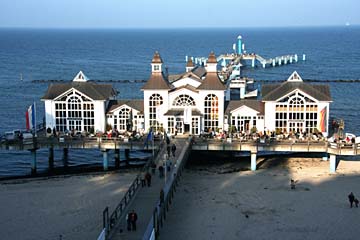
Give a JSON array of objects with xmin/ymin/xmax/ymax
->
[{"xmin": 0, "ymin": 0, "xmax": 359, "ymax": 28}]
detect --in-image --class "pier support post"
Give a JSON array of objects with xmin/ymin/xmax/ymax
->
[
  {"xmin": 262, "ymin": 62, "xmax": 266, "ymax": 68},
  {"xmin": 272, "ymin": 59, "xmax": 276, "ymax": 67},
  {"xmin": 251, "ymin": 151, "xmax": 257, "ymax": 171},
  {"xmin": 251, "ymin": 58, "xmax": 255, "ymax": 68},
  {"xmin": 125, "ymin": 149, "xmax": 130, "ymax": 165},
  {"xmin": 62, "ymin": 148, "xmax": 68, "ymax": 168},
  {"xmin": 295, "ymin": 54, "xmax": 298, "ymax": 62},
  {"xmin": 49, "ymin": 147, "xmax": 54, "ymax": 170},
  {"xmin": 30, "ymin": 149, "xmax": 37, "ymax": 175},
  {"xmin": 102, "ymin": 149, "xmax": 109, "ymax": 171},
  {"xmin": 290, "ymin": 56, "xmax": 293, "ymax": 63},
  {"xmin": 302, "ymin": 54, "xmax": 306, "ymax": 61},
  {"xmin": 278, "ymin": 58, "xmax": 282, "ymax": 66},
  {"xmin": 330, "ymin": 154, "xmax": 337, "ymax": 173},
  {"xmin": 114, "ymin": 149, "xmax": 120, "ymax": 169}
]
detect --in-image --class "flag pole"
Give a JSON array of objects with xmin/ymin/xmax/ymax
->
[
  {"xmin": 34, "ymin": 102, "xmax": 37, "ymax": 137},
  {"xmin": 152, "ymin": 128, "xmax": 154, "ymax": 160}
]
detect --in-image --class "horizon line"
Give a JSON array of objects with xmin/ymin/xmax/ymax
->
[{"xmin": 0, "ymin": 24, "xmax": 359, "ymax": 30}]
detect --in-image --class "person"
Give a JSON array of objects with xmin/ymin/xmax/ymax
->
[
  {"xmin": 171, "ymin": 143, "xmax": 176, "ymax": 157},
  {"xmin": 290, "ymin": 179, "xmax": 296, "ymax": 189},
  {"xmin": 141, "ymin": 174, "xmax": 146, "ymax": 187},
  {"xmin": 159, "ymin": 165, "xmax": 164, "ymax": 178},
  {"xmin": 160, "ymin": 189, "xmax": 164, "ymax": 205},
  {"xmin": 167, "ymin": 145, "xmax": 171, "ymax": 158},
  {"xmin": 348, "ymin": 192, "xmax": 355, "ymax": 208},
  {"xmin": 355, "ymin": 198, "xmax": 359, "ymax": 208},
  {"xmin": 126, "ymin": 212, "xmax": 131, "ymax": 231},
  {"xmin": 130, "ymin": 210, "xmax": 138, "ymax": 231},
  {"xmin": 145, "ymin": 172, "xmax": 152, "ymax": 187}
]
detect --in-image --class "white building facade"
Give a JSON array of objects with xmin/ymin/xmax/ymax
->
[{"xmin": 42, "ymin": 54, "xmax": 331, "ymax": 137}]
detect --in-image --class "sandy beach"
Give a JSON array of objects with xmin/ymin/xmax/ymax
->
[
  {"xmin": 160, "ymin": 156, "xmax": 360, "ymax": 240},
  {"xmin": 0, "ymin": 170, "xmax": 138, "ymax": 240}
]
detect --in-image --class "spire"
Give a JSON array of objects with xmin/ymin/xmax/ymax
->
[
  {"xmin": 186, "ymin": 57, "xmax": 194, "ymax": 72},
  {"xmin": 206, "ymin": 52, "xmax": 217, "ymax": 72},
  {"xmin": 142, "ymin": 52, "xmax": 171, "ymax": 90},
  {"xmin": 151, "ymin": 51, "xmax": 163, "ymax": 73}
]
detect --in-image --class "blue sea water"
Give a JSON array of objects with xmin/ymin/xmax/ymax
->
[{"xmin": 0, "ymin": 27, "xmax": 360, "ymax": 177}]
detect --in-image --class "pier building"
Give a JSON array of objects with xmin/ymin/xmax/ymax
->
[{"xmin": 41, "ymin": 52, "xmax": 330, "ymax": 138}]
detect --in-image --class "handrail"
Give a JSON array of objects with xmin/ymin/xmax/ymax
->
[
  {"xmin": 142, "ymin": 139, "xmax": 192, "ymax": 240},
  {"xmin": 101, "ymin": 137, "xmax": 165, "ymax": 239}
]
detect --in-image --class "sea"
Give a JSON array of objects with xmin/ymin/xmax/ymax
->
[{"xmin": 0, "ymin": 26, "xmax": 360, "ymax": 178}]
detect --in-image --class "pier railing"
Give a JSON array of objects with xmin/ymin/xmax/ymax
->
[
  {"xmin": 143, "ymin": 139, "xmax": 192, "ymax": 240},
  {"xmin": 100, "ymin": 138, "xmax": 165, "ymax": 240},
  {"xmin": 0, "ymin": 135, "xmax": 161, "ymax": 151},
  {"xmin": 191, "ymin": 137, "xmax": 360, "ymax": 156}
]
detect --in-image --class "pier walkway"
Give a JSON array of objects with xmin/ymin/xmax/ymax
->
[{"xmin": 102, "ymin": 137, "xmax": 191, "ymax": 240}]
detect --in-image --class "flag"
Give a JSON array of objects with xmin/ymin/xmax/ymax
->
[
  {"xmin": 26, "ymin": 103, "xmax": 36, "ymax": 130},
  {"xmin": 319, "ymin": 107, "xmax": 327, "ymax": 132},
  {"xmin": 144, "ymin": 128, "xmax": 153, "ymax": 148}
]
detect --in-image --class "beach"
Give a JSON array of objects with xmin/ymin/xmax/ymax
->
[
  {"xmin": 160, "ymin": 156, "xmax": 360, "ymax": 240},
  {"xmin": 0, "ymin": 170, "xmax": 138, "ymax": 240}
]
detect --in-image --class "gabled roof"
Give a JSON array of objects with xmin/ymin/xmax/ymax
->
[
  {"xmin": 141, "ymin": 72, "xmax": 172, "ymax": 90},
  {"xmin": 169, "ymin": 84, "xmax": 199, "ymax": 93},
  {"xmin": 191, "ymin": 66, "xmax": 207, "ymax": 78},
  {"xmin": 106, "ymin": 99, "xmax": 144, "ymax": 114},
  {"xmin": 73, "ymin": 71, "xmax": 89, "ymax": 82},
  {"xmin": 41, "ymin": 81, "xmax": 117, "ymax": 100},
  {"xmin": 225, "ymin": 100, "xmax": 265, "ymax": 115},
  {"xmin": 197, "ymin": 72, "xmax": 226, "ymax": 90},
  {"xmin": 261, "ymin": 82, "xmax": 331, "ymax": 101}
]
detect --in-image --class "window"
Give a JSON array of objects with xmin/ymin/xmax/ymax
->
[
  {"xmin": 192, "ymin": 117, "xmax": 199, "ymax": 135},
  {"xmin": 149, "ymin": 94, "xmax": 163, "ymax": 131},
  {"xmin": 118, "ymin": 108, "xmax": 131, "ymax": 131},
  {"xmin": 173, "ymin": 94, "xmax": 196, "ymax": 106},
  {"xmin": 204, "ymin": 94, "xmax": 218, "ymax": 132},
  {"xmin": 167, "ymin": 117, "xmax": 175, "ymax": 134},
  {"xmin": 275, "ymin": 91, "xmax": 319, "ymax": 134},
  {"xmin": 53, "ymin": 90, "xmax": 94, "ymax": 132}
]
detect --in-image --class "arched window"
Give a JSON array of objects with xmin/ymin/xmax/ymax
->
[
  {"xmin": 204, "ymin": 94, "xmax": 218, "ymax": 132},
  {"xmin": 275, "ymin": 91, "xmax": 318, "ymax": 134},
  {"xmin": 173, "ymin": 94, "xmax": 196, "ymax": 106},
  {"xmin": 118, "ymin": 107, "xmax": 131, "ymax": 131},
  {"xmin": 67, "ymin": 95, "xmax": 82, "ymax": 131},
  {"xmin": 149, "ymin": 94, "xmax": 163, "ymax": 130},
  {"xmin": 289, "ymin": 96, "xmax": 304, "ymax": 120},
  {"xmin": 54, "ymin": 90, "xmax": 94, "ymax": 132}
]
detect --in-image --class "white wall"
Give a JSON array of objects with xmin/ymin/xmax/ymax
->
[
  {"xmin": 264, "ymin": 102, "xmax": 276, "ymax": 131},
  {"xmin": 44, "ymin": 100, "xmax": 55, "ymax": 129},
  {"xmin": 94, "ymin": 101, "xmax": 106, "ymax": 132}
]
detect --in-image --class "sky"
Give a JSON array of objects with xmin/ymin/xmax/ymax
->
[{"xmin": 0, "ymin": 0, "xmax": 359, "ymax": 28}]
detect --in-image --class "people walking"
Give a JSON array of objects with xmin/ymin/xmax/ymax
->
[
  {"xmin": 160, "ymin": 189, "xmax": 164, "ymax": 205},
  {"xmin": 355, "ymin": 198, "xmax": 359, "ymax": 208},
  {"xmin": 167, "ymin": 145, "xmax": 171, "ymax": 158},
  {"xmin": 126, "ymin": 212, "xmax": 131, "ymax": 231},
  {"xmin": 130, "ymin": 210, "xmax": 138, "ymax": 231},
  {"xmin": 348, "ymin": 192, "xmax": 355, "ymax": 208},
  {"xmin": 171, "ymin": 143, "xmax": 176, "ymax": 157},
  {"xmin": 145, "ymin": 172, "xmax": 152, "ymax": 187}
]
